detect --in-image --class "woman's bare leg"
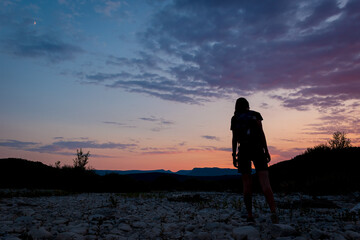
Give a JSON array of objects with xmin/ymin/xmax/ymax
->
[
  {"xmin": 257, "ymin": 170, "xmax": 276, "ymax": 213},
  {"xmin": 242, "ymin": 174, "xmax": 253, "ymax": 219}
]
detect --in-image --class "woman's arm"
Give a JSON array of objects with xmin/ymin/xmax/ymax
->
[
  {"xmin": 257, "ymin": 120, "xmax": 271, "ymax": 162},
  {"xmin": 232, "ymin": 131, "xmax": 238, "ymax": 168}
]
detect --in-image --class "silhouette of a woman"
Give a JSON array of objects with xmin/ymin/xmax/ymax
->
[{"xmin": 231, "ymin": 97, "xmax": 278, "ymax": 223}]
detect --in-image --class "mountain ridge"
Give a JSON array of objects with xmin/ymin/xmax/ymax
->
[{"xmin": 95, "ymin": 167, "xmax": 239, "ymax": 177}]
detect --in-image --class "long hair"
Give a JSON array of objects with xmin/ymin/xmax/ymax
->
[{"xmin": 235, "ymin": 97, "xmax": 249, "ymax": 114}]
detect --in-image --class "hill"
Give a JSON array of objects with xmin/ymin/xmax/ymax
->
[
  {"xmin": 0, "ymin": 158, "xmax": 241, "ymax": 193},
  {"xmin": 176, "ymin": 167, "xmax": 238, "ymax": 176},
  {"xmin": 95, "ymin": 167, "xmax": 239, "ymax": 177},
  {"xmin": 269, "ymin": 147, "xmax": 360, "ymax": 194},
  {"xmin": 1, "ymin": 147, "xmax": 360, "ymax": 194}
]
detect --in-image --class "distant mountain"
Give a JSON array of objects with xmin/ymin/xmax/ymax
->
[
  {"xmin": 95, "ymin": 167, "xmax": 239, "ymax": 177},
  {"xmin": 176, "ymin": 167, "xmax": 238, "ymax": 176},
  {"xmin": 2, "ymin": 147, "xmax": 360, "ymax": 194},
  {"xmin": 95, "ymin": 169, "xmax": 173, "ymax": 176}
]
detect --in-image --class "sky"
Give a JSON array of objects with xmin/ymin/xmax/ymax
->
[{"xmin": 0, "ymin": 0, "xmax": 360, "ymax": 171}]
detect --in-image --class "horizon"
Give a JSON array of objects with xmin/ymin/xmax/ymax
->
[{"xmin": 1, "ymin": 0, "xmax": 360, "ymax": 171}]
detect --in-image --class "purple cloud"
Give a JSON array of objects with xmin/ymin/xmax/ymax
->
[
  {"xmin": 0, "ymin": 139, "xmax": 39, "ymax": 149},
  {"xmin": 82, "ymin": 0, "xmax": 360, "ymax": 109},
  {"xmin": 0, "ymin": 138, "xmax": 137, "ymax": 154},
  {"xmin": 103, "ymin": 121, "xmax": 136, "ymax": 128},
  {"xmin": 202, "ymin": 135, "xmax": 220, "ymax": 141}
]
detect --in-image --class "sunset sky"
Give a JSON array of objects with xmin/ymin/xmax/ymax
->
[{"xmin": 1, "ymin": 0, "xmax": 359, "ymax": 171}]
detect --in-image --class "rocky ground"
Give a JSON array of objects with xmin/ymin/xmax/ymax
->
[{"xmin": 0, "ymin": 191, "xmax": 360, "ymax": 240}]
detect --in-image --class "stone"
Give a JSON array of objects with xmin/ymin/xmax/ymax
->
[
  {"xmin": 350, "ymin": 203, "xmax": 360, "ymax": 213},
  {"xmin": 310, "ymin": 228, "xmax": 329, "ymax": 239},
  {"xmin": 118, "ymin": 223, "xmax": 132, "ymax": 232},
  {"xmin": 104, "ymin": 234, "xmax": 126, "ymax": 240},
  {"xmin": 232, "ymin": 226, "xmax": 261, "ymax": 240},
  {"xmin": 345, "ymin": 230, "xmax": 360, "ymax": 240},
  {"xmin": 197, "ymin": 231, "xmax": 211, "ymax": 240},
  {"xmin": 53, "ymin": 218, "xmax": 68, "ymax": 224},
  {"xmin": 55, "ymin": 232, "xmax": 84, "ymax": 240},
  {"xmin": 163, "ymin": 223, "xmax": 178, "ymax": 232},
  {"xmin": 185, "ymin": 224, "xmax": 195, "ymax": 232},
  {"xmin": 14, "ymin": 216, "xmax": 33, "ymax": 224},
  {"xmin": 293, "ymin": 237, "xmax": 307, "ymax": 240},
  {"xmin": 270, "ymin": 224, "xmax": 297, "ymax": 238},
  {"xmin": 329, "ymin": 233, "xmax": 347, "ymax": 240},
  {"xmin": 68, "ymin": 224, "xmax": 89, "ymax": 235},
  {"xmin": 21, "ymin": 208, "xmax": 35, "ymax": 216},
  {"xmin": 28, "ymin": 227, "xmax": 52, "ymax": 239},
  {"xmin": 132, "ymin": 221, "xmax": 147, "ymax": 228},
  {"xmin": 89, "ymin": 214, "xmax": 105, "ymax": 221}
]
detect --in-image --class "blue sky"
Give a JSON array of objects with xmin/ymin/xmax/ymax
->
[{"xmin": 0, "ymin": 0, "xmax": 359, "ymax": 170}]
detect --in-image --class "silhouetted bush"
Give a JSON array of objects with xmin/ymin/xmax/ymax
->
[
  {"xmin": 2, "ymin": 146, "xmax": 360, "ymax": 194},
  {"xmin": 270, "ymin": 147, "xmax": 360, "ymax": 194}
]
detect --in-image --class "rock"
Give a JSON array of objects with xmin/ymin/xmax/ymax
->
[
  {"xmin": 344, "ymin": 224, "xmax": 355, "ymax": 231},
  {"xmin": 345, "ymin": 230, "xmax": 360, "ymax": 240},
  {"xmin": 53, "ymin": 218, "xmax": 68, "ymax": 224},
  {"xmin": 118, "ymin": 223, "xmax": 132, "ymax": 232},
  {"xmin": 21, "ymin": 208, "xmax": 35, "ymax": 216},
  {"xmin": 163, "ymin": 223, "xmax": 178, "ymax": 232},
  {"xmin": 132, "ymin": 221, "xmax": 147, "ymax": 228},
  {"xmin": 350, "ymin": 203, "xmax": 360, "ymax": 213},
  {"xmin": 329, "ymin": 233, "xmax": 347, "ymax": 240},
  {"xmin": 68, "ymin": 223, "xmax": 89, "ymax": 235},
  {"xmin": 204, "ymin": 222, "xmax": 220, "ymax": 230},
  {"xmin": 271, "ymin": 224, "xmax": 297, "ymax": 238},
  {"xmin": 55, "ymin": 232, "xmax": 84, "ymax": 240},
  {"xmin": 232, "ymin": 226, "xmax": 261, "ymax": 240},
  {"xmin": 293, "ymin": 237, "xmax": 307, "ymax": 240},
  {"xmin": 89, "ymin": 214, "xmax": 105, "ymax": 221},
  {"xmin": 104, "ymin": 234, "xmax": 127, "ymax": 240},
  {"xmin": 143, "ymin": 227, "xmax": 161, "ymax": 238},
  {"xmin": 212, "ymin": 230, "xmax": 229, "ymax": 239},
  {"xmin": 310, "ymin": 228, "xmax": 328, "ymax": 239},
  {"xmin": 14, "ymin": 216, "xmax": 33, "ymax": 224},
  {"xmin": 185, "ymin": 224, "xmax": 195, "ymax": 232},
  {"xmin": 197, "ymin": 231, "xmax": 211, "ymax": 240},
  {"xmin": 28, "ymin": 227, "xmax": 52, "ymax": 239}
]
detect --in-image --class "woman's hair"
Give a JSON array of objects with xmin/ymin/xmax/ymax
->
[{"xmin": 235, "ymin": 97, "xmax": 250, "ymax": 114}]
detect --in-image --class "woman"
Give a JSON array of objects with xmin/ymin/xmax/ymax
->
[{"xmin": 231, "ymin": 97, "xmax": 278, "ymax": 223}]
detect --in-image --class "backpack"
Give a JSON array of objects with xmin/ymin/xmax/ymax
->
[{"xmin": 232, "ymin": 111, "xmax": 259, "ymax": 144}]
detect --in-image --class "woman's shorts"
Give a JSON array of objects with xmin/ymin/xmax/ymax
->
[{"xmin": 237, "ymin": 146, "xmax": 268, "ymax": 174}]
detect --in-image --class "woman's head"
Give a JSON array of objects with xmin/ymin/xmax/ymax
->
[{"xmin": 235, "ymin": 97, "xmax": 249, "ymax": 113}]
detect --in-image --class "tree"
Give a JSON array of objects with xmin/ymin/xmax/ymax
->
[
  {"xmin": 328, "ymin": 131, "xmax": 351, "ymax": 149},
  {"xmin": 73, "ymin": 148, "xmax": 90, "ymax": 170},
  {"xmin": 55, "ymin": 161, "xmax": 61, "ymax": 169}
]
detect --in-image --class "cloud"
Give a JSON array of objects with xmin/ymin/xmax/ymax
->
[
  {"xmin": 187, "ymin": 146, "xmax": 231, "ymax": 152},
  {"xmin": 140, "ymin": 147, "xmax": 180, "ymax": 155},
  {"xmin": 268, "ymin": 146, "xmax": 306, "ymax": 163},
  {"xmin": 0, "ymin": 139, "xmax": 39, "ymax": 149},
  {"xmin": 103, "ymin": 121, "xmax": 136, "ymax": 128},
  {"xmin": 0, "ymin": 2, "xmax": 83, "ymax": 63},
  {"xmin": 201, "ymin": 135, "xmax": 220, "ymax": 141},
  {"xmin": 139, "ymin": 116, "xmax": 174, "ymax": 125},
  {"xmin": 5, "ymin": 32, "xmax": 83, "ymax": 63},
  {"xmin": 30, "ymin": 140, "xmax": 137, "ymax": 153},
  {"xmin": 138, "ymin": 116, "xmax": 175, "ymax": 131},
  {"xmin": 302, "ymin": 104, "xmax": 360, "ymax": 135},
  {"xmin": 83, "ymin": 0, "xmax": 360, "ymax": 109},
  {"xmin": 85, "ymin": 71, "xmax": 233, "ymax": 104},
  {"xmin": 95, "ymin": 1, "xmax": 122, "ymax": 17},
  {"xmin": 0, "ymin": 138, "xmax": 137, "ymax": 155}
]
